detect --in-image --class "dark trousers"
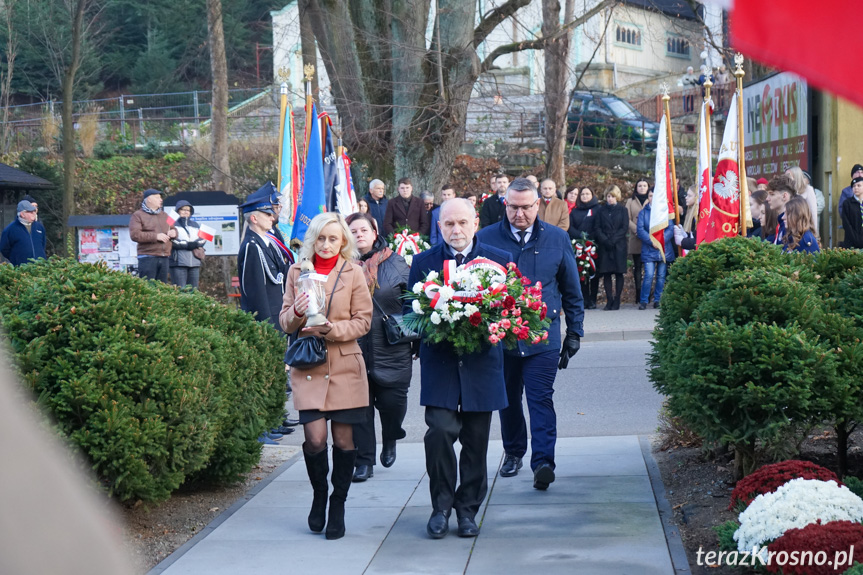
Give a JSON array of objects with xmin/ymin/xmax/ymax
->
[
  {"xmin": 603, "ymin": 273, "xmax": 624, "ymax": 304},
  {"xmin": 498, "ymin": 348, "xmax": 560, "ymax": 471},
  {"xmin": 580, "ymin": 274, "xmax": 599, "ymax": 306},
  {"xmin": 137, "ymin": 256, "xmax": 170, "ymax": 283},
  {"xmin": 170, "ymin": 266, "xmax": 201, "ymax": 289},
  {"xmin": 354, "ymin": 380, "xmax": 408, "ymax": 467},
  {"xmin": 424, "ymin": 406, "xmax": 491, "ymax": 520},
  {"xmin": 631, "ymin": 254, "xmax": 643, "ymax": 302}
]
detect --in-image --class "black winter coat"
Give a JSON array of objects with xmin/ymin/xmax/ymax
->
[
  {"xmin": 359, "ymin": 242, "xmax": 413, "ymax": 387},
  {"xmin": 593, "ymin": 203, "xmax": 629, "ymax": 274},
  {"xmin": 569, "ymin": 198, "xmax": 600, "ymax": 242},
  {"xmin": 841, "ymin": 197, "xmax": 863, "ymax": 249}
]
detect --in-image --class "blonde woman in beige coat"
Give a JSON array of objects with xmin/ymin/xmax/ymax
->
[{"xmin": 280, "ymin": 212, "xmax": 373, "ymax": 541}]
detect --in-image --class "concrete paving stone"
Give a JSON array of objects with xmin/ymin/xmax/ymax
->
[
  {"xmin": 553, "ymin": 435, "xmax": 643, "ymax": 456},
  {"xmin": 204, "ymin": 502, "xmax": 403, "ymax": 542},
  {"xmin": 552, "ymin": 453, "xmax": 648, "ymax": 477},
  {"xmin": 405, "ymin": 476, "xmax": 494, "ymax": 509},
  {"xmin": 243, "ymin": 478, "xmax": 423, "ymax": 509},
  {"xmin": 364, "ymin": 506, "xmax": 477, "ymax": 575},
  {"xmin": 487, "ymin": 474, "xmax": 656, "ymax": 505},
  {"xmin": 467, "ymin": 535, "xmax": 674, "ymax": 575},
  {"xmin": 478, "ymin": 502, "xmax": 666, "ymax": 540},
  {"xmin": 159, "ymin": 537, "xmax": 381, "ymax": 575}
]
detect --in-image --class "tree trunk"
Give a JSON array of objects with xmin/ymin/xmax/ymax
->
[
  {"xmin": 0, "ymin": 0, "xmax": 17, "ymax": 154},
  {"xmin": 836, "ymin": 422, "xmax": 851, "ymax": 479},
  {"xmin": 61, "ymin": 0, "xmax": 87, "ymax": 257},
  {"xmin": 733, "ymin": 440, "xmax": 756, "ymax": 481},
  {"xmin": 298, "ymin": 0, "xmax": 318, "ymax": 99},
  {"xmin": 543, "ymin": 0, "xmax": 574, "ymax": 188},
  {"xmin": 207, "ymin": 0, "xmax": 231, "ymax": 194}
]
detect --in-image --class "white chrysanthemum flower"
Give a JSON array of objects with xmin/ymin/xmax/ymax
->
[
  {"xmin": 452, "ymin": 301, "xmax": 464, "ymax": 309},
  {"xmin": 405, "ymin": 255, "xmax": 413, "ymax": 266},
  {"xmin": 734, "ymin": 478, "xmax": 863, "ymax": 553},
  {"xmin": 438, "ymin": 285, "xmax": 455, "ymax": 301},
  {"xmin": 412, "ymin": 299, "xmax": 424, "ymax": 314},
  {"xmin": 464, "ymin": 304, "xmax": 479, "ymax": 315},
  {"xmin": 413, "ymin": 281, "xmax": 424, "ymax": 293},
  {"xmin": 430, "ymin": 312, "xmax": 442, "ymax": 325},
  {"xmin": 426, "ymin": 270, "xmax": 439, "ymax": 281},
  {"xmin": 451, "ymin": 311, "xmax": 464, "ymax": 321}
]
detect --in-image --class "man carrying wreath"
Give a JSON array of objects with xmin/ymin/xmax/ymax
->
[
  {"xmin": 406, "ymin": 198, "xmax": 510, "ymax": 540},
  {"xmin": 478, "ymin": 177, "xmax": 584, "ymax": 490}
]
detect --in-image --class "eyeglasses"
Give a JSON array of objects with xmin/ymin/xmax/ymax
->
[{"xmin": 505, "ymin": 200, "xmax": 539, "ymax": 214}]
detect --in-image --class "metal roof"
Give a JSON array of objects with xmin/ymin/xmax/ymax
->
[{"xmin": 0, "ymin": 163, "xmax": 54, "ymax": 190}]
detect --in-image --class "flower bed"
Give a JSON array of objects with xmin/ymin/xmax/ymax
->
[
  {"xmin": 765, "ymin": 520, "xmax": 863, "ymax": 575},
  {"xmin": 730, "ymin": 460, "xmax": 840, "ymax": 511}
]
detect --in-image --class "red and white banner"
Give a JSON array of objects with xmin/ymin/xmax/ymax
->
[
  {"xmin": 197, "ymin": 224, "xmax": 216, "ymax": 242},
  {"xmin": 695, "ymin": 100, "xmax": 713, "ymax": 246},
  {"xmin": 166, "ymin": 209, "xmax": 180, "ymax": 226},
  {"xmin": 335, "ymin": 151, "xmax": 358, "ymax": 215},
  {"xmin": 728, "ymin": 0, "xmax": 863, "ymax": 111},
  {"xmin": 649, "ymin": 115, "xmax": 673, "ymax": 262},
  {"xmin": 704, "ymin": 92, "xmax": 742, "ymax": 242}
]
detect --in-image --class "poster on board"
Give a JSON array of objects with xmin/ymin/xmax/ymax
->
[{"xmin": 743, "ymin": 71, "xmax": 808, "ymax": 178}]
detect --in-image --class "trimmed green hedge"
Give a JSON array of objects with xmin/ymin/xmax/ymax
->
[
  {"xmin": 651, "ymin": 238, "xmax": 863, "ymax": 478},
  {"xmin": 0, "ymin": 258, "xmax": 285, "ymax": 502}
]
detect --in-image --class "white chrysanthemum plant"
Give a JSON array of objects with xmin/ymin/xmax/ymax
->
[
  {"xmin": 389, "ymin": 229, "xmax": 430, "ymax": 266},
  {"xmin": 734, "ymin": 478, "xmax": 863, "ymax": 560}
]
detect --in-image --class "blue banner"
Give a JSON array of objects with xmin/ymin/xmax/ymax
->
[{"xmin": 291, "ymin": 103, "xmax": 326, "ymax": 243}]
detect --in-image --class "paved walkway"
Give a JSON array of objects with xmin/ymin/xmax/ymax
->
[
  {"xmin": 151, "ymin": 305, "xmax": 686, "ymax": 575},
  {"xmin": 151, "ymin": 436, "xmax": 686, "ymax": 575}
]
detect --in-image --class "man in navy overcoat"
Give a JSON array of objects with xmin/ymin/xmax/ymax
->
[
  {"xmin": 477, "ymin": 177, "xmax": 584, "ymax": 490},
  {"xmin": 407, "ymin": 198, "xmax": 510, "ymax": 539}
]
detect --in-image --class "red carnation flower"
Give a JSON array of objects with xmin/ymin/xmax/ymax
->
[
  {"xmin": 520, "ymin": 277, "xmax": 531, "ymax": 286},
  {"xmin": 469, "ymin": 311, "xmax": 482, "ymax": 327},
  {"xmin": 540, "ymin": 303, "xmax": 547, "ymax": 320},
  {"xmin": 529, "ymin": 300, "xmax": 541, "ymax": 311},
  {"xmin": 504, "ymin": 295, "xmax": 516, "ymax": 309}
]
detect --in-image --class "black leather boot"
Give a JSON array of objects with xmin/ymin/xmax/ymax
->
[
  {"xmin": 303, "ymin": 444, "xmax": 329, "ymax": 533},
  {"xmin": 326, "ymin": 446, "xmax": 357, "ymax": 540}
]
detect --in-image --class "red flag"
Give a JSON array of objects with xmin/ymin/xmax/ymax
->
[
  {"xmin": 197, "ymin": 224, "xmax": 216, "ymax": 242},
  {"xmin": 166, "ymin": 209, "xmax": 180, "ymax": 226},
  {"xmin": 731, "ymin": 0, "xmax": 863, "ymax": 110},
  {"xmin": 649, "ymin": 116, "xmax": 673, "ymax": 262},
  {"xmin": 704, "ymin": 92, "xmax": 742, "ymax": 242}
]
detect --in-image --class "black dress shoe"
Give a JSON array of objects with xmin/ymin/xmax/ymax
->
[
  {"xmin": 638, "ymin": 302, "xmax": 647, "ymax": 310},
  {"xmin": 282, "ymin": 417, "xmax": 300, "ymax": 427},
  {"xmin": 499, "ymin": 454, "xmax": 523, "ymax": 477},
  {"xmin": 272, "ymin": 425, "xmax": 295, "ymax": 435},
  {"xmin": 457, "ymin": 517, "xmax": 479, "ymax": 538},
  {"xmin": 380, "ymin": 440, "xmax": 397, "ymax": 468},
  {"xmin": 427, "ymin": 511, "xmax": 450, "ymax": 539},
  {"xmin": 653, "ymin": 301, "xmax": 660, "ymax": 309},
  {"xmin": 533, "ymin": 463, "xmax": 556, "ymax": 490},
  {"xmin": 352, "ymin": 465, "xmax": 373, "ymax": 482}
]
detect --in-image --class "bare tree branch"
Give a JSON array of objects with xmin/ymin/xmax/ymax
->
[
  {"xmin": 480, "ymin": 0, "xmax": 616, "ymax": 74},
  {"xmin": 473, "ymin": 0, "xmax": 531, "ymax": 48}
]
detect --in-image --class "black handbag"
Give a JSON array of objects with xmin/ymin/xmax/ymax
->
[
  {"xmin": 373, "ymin": 298, "xmax": 420, "ymax": 345},
  {"xmin": 284, "ymin": 262, "xmax": 347, "ymax": 368}
]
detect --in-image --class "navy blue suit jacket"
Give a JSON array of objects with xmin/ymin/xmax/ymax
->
[
  {"xmin": 406, "ymin": 240, "xmax": 510, "ymax": 412},
  {"xmin": 477, "ymin": 219, "xmax": 584, "ymax": 357},
  {"xmin": 429, "ymin": 207, "xmax": 442, "ymax": 246}
]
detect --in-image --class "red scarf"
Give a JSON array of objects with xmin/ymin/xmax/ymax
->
[{"xmin": 313, "ymin": 254, "xmax": 339, "ymax": 275}]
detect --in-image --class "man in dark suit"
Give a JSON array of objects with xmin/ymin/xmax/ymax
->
[
  {"xmin": 407, "ymin": 198, "xmax": 510, "ymax": 539},
  {"xmin": 479, "ymin": 174, "xmax": 509, "ymax": 228},
  {"xmin": 477, "ymin": 177, "xmax": 584, "ymax": 490},
  {"xmin": 383, "ymin": 177, "xmax": 430, "ymax": 236}
]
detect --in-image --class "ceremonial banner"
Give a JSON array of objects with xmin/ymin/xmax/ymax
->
[
  {"xmin": 704, "ymin": 92, "xmax": 743, "ymax": 242},
  {"xmin": 649, "ymin": 115, "xmax": 673, "ymax": 262},
  {"xmin": 291, "ymin": 102, "xmax": 326, "ymax": 242},
  {"xmin": 695, "ymin": 100, "xmax": 713, "ymax": 245}
]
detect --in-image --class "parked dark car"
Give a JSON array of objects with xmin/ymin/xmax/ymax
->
[{"xmin": 567, "ymin": 91, "xmax": 660, "ymax": 149}]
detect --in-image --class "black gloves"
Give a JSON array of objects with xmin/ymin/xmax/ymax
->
[{"xmin": 558, "ymin": 332, "xmax": 581, "ymax": 370}]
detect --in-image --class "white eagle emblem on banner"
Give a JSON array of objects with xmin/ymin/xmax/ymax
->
[{"xmin": 713, "ymin": 170, "xmax": 740, "ymax": 202}]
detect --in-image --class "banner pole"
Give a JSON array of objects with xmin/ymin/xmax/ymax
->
[
  {"xmin": 303, "ymin": 64, "xmax": 315, "ymax": 158},
  {"xmin": 734, "ymin": 54, "xmax": 749, "ymax": 236},
  {"xmin": 662, "ymin": 92, "xmax": 680, "ymax": 225}
]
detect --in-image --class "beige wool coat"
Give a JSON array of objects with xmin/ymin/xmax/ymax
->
[
  {"xmin": 280, "ymin": 257, "xmax": 373, "ymax": 411},
  {"xmin": 626, "ymin": 196, "xmax": 647, "ymax": 255},
  {"xmin": 538, "ymin": 197, "xmax": 570, "ymax": 231}
]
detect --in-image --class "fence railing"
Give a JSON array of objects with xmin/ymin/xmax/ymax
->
[{"xmin": 631, "ymin": 82, "xmax": 736, "ymax": 121}]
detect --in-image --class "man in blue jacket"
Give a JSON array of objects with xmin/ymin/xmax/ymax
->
[
  {"xmin": 477, "ymin": 177, "xmax": 584, "ymax": 491},
  {"xmin": 407, "ymin": 198, "xmax": 510, "ymax": 540},
  {"xmin": 363, "ymin": 179, "xmax": 388, "ymax": 234},
  {"xmin": 0, "ymin": 200, "xmax": 46, "ymax": 266}
]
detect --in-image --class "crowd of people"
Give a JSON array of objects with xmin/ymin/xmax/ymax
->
[{"xmin": 2, "ymin": 162, "xmax": 854, "ymax": 545}]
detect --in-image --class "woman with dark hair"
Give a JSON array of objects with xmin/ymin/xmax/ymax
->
[
  {"xmin": 594, "ymin": 186, "xmax": 629, "ymax": 310},
  {"xmin": 344, "ymin": 212, "xmax": 413, "ymax": 483},
  {"xmin": 569, "ymin": 187, "xmax": 600, "ymax": 309},
  {"xmin": 280, "ymin": 212, "xmax": 373, "ymax": 540},
  {"xmin": 626, "ymin": 178, "xmax": 650, "ymax": 303},
  {"xmin": 748, "ymin": 190, "xmax": 768, "ymax": 239},
  {"xmin": 564, "ymin": 187, "xmax": 578, "ymax": 213}
]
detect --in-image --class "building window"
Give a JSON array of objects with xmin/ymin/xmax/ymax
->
[
  {"xmin": 615, "ymin": 25, "xmax": 641, "ymax": 47},
  {"xmin": 667, "ymin": 36, "xmax": 691, "ymax": 57}
]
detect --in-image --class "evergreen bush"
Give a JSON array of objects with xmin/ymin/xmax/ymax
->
[{"xmin": 0, "ymin": 259, "xmax": 285, "ymax": 502}]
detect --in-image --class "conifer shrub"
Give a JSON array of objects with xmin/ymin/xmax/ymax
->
[{"xmin": 0, "ymin": 258, "xmax": 285, "ymax": 502}]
